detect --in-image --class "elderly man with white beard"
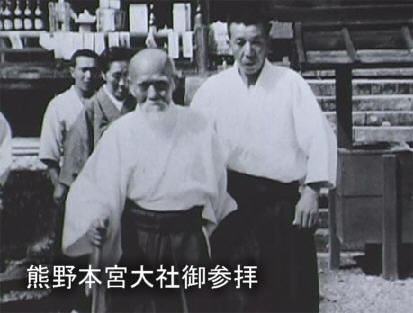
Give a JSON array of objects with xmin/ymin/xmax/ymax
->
[{"xmin": 61, "ymin": 48, "xmax": 236, "ymax": 313}]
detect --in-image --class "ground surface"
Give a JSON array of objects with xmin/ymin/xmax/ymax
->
[{"xmin": 319, "ymin": 253, "xmax": 413, "ymax": 313}]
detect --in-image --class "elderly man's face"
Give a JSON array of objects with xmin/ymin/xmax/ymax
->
[
  {"xmin": 103, "ymin": 60, "xmax": 129, "ymax": 101},
  {"xmin": 129, "ymin": 69, "xmax": 174, "ymax": 112},
  {"xmin": 229, "ymin": 22, "xmax": 268, "ymax": 79}
]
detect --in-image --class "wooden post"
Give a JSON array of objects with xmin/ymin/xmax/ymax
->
[
  {"xmin": 382, "ymin": 154, "xmax": 399, "ymax": 280},
  {"xmin": 194, "ymin": 0, "xmax": 209, "ymax": 75},
  {"xmin": 328, "ymin": 188, "xmax": 340, "ymax": 269},
  {"xmin": 336, "ymin": 66, "xmax": 353, "ymax": 149},
  {"xmin": 328, "ymin": 66, "xmax": 352, "ymax": 270}
]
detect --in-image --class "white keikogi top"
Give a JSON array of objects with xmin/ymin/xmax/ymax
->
[
  {"xmin": 0, "ymin": 112, "xmax": 12, "ymax": 185},
  {"xmin": 39, "ymin": 85, "xmax": 86, "ymax": 164},
  {"xmin": 62, "ymin": 104, "xmax": 237, "ymax": 266},
  {"xmin": 191, "ymin": 60, "xmax": 337, "ymax": 187}
]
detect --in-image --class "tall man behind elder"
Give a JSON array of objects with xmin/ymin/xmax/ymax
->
[
  {"xmin": 62, "ymin": 48, "xmax": 236, "ymax": 313},
  {"xmin": 191, "ymin": 8, "xmax": 337, "ymax": 313}
]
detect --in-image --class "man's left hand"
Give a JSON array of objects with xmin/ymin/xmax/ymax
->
[
  {"xmin": 53, "ymin": 183, "xmax": 68, "ymax": 206},
  {"xmin": 292, "ymin": 185, "xmax": 319, "ymax": 228}
]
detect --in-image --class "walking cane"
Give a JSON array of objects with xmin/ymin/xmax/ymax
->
[{"xmin": 90, "ymin": 218, "xmax": 109, "ymax": 313}]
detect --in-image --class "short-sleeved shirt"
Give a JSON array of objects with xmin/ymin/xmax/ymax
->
[
  {"xmin": 191, "ymin": 60, "xmax": 337, "ymax": 187},
  {"xmin": 0, "ymin": 113, "xmax": 12, "ymax": 185},
  {"xmin": 39, "ymin": 85, "xmax": 86, "ymax": 164}
]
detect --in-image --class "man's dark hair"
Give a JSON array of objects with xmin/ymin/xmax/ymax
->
[
  {"xmin": 99, "ymin": 47, "xmax": 133, "ymax": 74},
  {"xmin": 69, "ymin": 49, "xmax": 99, "ymax": 68},
  {"xmin": 226, "ymin": 2, "xmax": 271, "ymax": 37}
]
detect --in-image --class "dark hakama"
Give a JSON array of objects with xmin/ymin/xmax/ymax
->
[
  {"xmin": 211, "ymin": 170, "xmax": 319, "ymax": 313},
  {"xmin": 110, "ymin": 201, "xmax": 211, "ymax": 313}
]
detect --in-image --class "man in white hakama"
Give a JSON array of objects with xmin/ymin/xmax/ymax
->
[
  {"xmin": 191, "ymin": 9, "xmax": 337, "ymax": 313},
  {"xmin": 62, "ymin": 49, "xmax": 236, "ymax": 312}
]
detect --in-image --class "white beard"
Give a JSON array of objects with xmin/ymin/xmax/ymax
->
[{"xmin": 140, "ymin": 103, "xmax": 178, "ymax": 136}]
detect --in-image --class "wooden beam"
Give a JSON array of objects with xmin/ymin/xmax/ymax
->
[
  {"xmin": 303, "ymin": 19, "xmax": 413, "ymax": 31},
  {"xmin": 335, "ymin": 66, "xmax": 353, "ymax": 149},
  {"xmin": 382, "ymin": 154, "xmax": 399, "ymax": 280},
  {"xmin": 304, "ymin": 29, "xmax": 407, "ymax": 50},
  {"xmin": 271, "ymin": 0, "xmax": 413, "ymax": 6},
  {"xmin": 305, "ymin": 49, "xmax": 413, "ymax": 68},
  {"xmin": 268, "ymin": 4, "xmax": 413, "ymax": 23},
  {"xmin": 341, "ymin": 27, "xmax": 359, "ymax": 63}
]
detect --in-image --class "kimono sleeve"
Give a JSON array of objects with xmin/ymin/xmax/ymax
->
[
  {"xmin": 62, "ymin": 125, "xmax": 128, "ymax": 265},
  {"xmin": 292, "ymin": 73, "xmax": 337, "ymax": 188},
  {"xmin": 190, "ymin": 79, "xmax": 216, "ymax": 118},
  {"xmin": 203, "ymin": 126, "xmax": 237, "ymax": 236}
]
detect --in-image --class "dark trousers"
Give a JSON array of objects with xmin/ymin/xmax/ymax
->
[
  {"xmin": 211, "ymin": 171, "xmax": 319, "ymax": 313},
  {"xmin": 111, "ymin": 201, "xmax": 210, "ymax": 313}
]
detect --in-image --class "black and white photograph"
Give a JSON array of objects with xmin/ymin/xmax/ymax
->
[{"xmin": 0, "ymin": 1, "xmax": 412, "ymax": 312}]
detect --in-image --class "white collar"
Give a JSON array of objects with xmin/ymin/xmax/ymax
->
[
  {"xmin": 102, "ymin": 85, "xmax": 124, "ymax": 111},
  {"xmin": 232, "ymin": 59, "xmax": 272, "ymax": 88}
]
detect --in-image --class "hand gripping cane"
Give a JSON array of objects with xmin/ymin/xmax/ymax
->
[{"xmin": 90, "ymin": 218, "xmax": 109, "ymax": 313}]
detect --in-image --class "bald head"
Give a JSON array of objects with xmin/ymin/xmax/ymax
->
[
  {"xmin": 128, "ymin": 49, "xmax": 176, "ymax": 112},
  {"xmin": 129, "ymin": 49, "xmax": 176, "ymax": 82}
]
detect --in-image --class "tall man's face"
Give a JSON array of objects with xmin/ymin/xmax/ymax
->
[
  {"xmin": 70, "ymin": 56, "xmax": 100, "ymax": 97},
  {"xmin": 103, "ymin": 60, "xmax": 129, "ymax": 101},
  {"xmin": 129, "ymin": 65, "xmax": 175, "ymax": 113},
  {"xmin": 229, "ymin": 22, "xmax": 268, "ymax": 79}
]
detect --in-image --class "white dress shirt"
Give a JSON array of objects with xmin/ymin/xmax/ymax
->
[
  {"xmin": 39, "ymin": 85, "xmax": 86, "ymax": 164},
  {"xmin": 191, "ymin": 60, "xmax": 337, "ymax": 187},
  {"xmin": 62, "ymin": 104, "xmax": 237, "ymax": 265}
]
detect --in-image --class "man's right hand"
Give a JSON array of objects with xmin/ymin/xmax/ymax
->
[
  {"xmin": 86, "ymin": 218, "xmax": 109, "ymax": 248},
  {"xmin": 53, "ymin": 183, "xmax": 68, "ymax": 206}
]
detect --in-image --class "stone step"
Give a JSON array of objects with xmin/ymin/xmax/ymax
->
[
  {"xmin": 12, "ymin": 137, "xmax": 40, "ymax": 156},
  {"xmin": 303, "ymin": 67, "xmax": 413, "ymax": 78},
  {"xmin": 309, "ymin": 79, "xmax": 413, "ymax": 97},
  {"xmin": 185, "ymin": 75, "xmax": 413, "ymax": 104},
  {"xmin": 318, "ymin": 94, "xmax": 413, "ymax": 112},
  {"xmin": 0, "ymin": 290, "xmax": 51, "ymax": 310},
  {"xmin": 325, "ymin": 111, "xmax": 413, "ymax": 126},
  {"xmin": 354, "ymin": 126, "xmax": 413, "ymax": 142}
]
